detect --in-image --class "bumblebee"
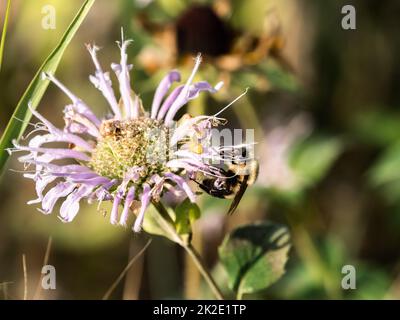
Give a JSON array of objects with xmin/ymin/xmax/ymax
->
[{"xmin": 190, "ymin": 160, "xmax": 259, "ymax": 215}]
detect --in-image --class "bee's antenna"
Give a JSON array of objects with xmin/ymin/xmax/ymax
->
[{"xmin": 213, "ymin": 87, "xmax": 249, "ymax": 118}]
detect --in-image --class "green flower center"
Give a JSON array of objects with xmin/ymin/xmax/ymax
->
[{"xmin": 89, "ymin": 118, "xmax": 170, "ymax": 180}]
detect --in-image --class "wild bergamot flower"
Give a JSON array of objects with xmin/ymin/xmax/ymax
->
[{"xmin": 9, "ymin": 35, "xmax": 249, "ymax": 232}]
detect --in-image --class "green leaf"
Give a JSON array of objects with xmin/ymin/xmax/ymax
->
[
  {"xmin": 273, "ymin": 237, "xmax": 390, "ymax": 300},
  {"xmin": 369, "ymin": 143, "xmax": 400, "ymax": 186},
  {"xmin": 0, "ymin": 0, "xmax": 96, "ymax": 175},
  {"xmin": 0, "ymin": 0, "xmax": 11, "ymax": 71},
  {"xmin": 218, "ymin": 221, "xmax": 291, "ymax": 298},
  {"xmin": 175, "ymin": 199, "xmax": 200, "ymax": 235},
  {"xmin": 143, "ymin": 200, "xmax": 200, "ymax": 244},
  {"xmin": 352, "ymin": 110, "xmax": 400, "ymax": 147},
  {"xmin": 368, "ymin": 143, "xmax": 400, "ymax": 204},
  {"xmin": 142, "ymin": 203, "xmax": 182, "ymax": 244},
  {"xmin": 261, "ymin": 59, "xmax": 299, "ymax": 92},
  {"xmin": 289, "ymin": 135, "xmax": 343, "ymax": 187}
]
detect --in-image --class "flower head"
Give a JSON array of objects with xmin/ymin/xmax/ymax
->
[{"xmin": 9, "ymin": 35, "xmax": 251, "ymax": 232}]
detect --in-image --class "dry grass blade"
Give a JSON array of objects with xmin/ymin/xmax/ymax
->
[
  {"xmin": 22, "ymin": 254, "xmax": 28, "ymax": 300},
  {"xmin": 102, "ymin": 239, "xmax": 152, "ymax": 300},
  {"xmin": 33, "ymin": 236, "xmax": 53, "ymax": 300},
  {"xmin": 0, "ymin": 281, "xmax": 13, "ymax": 300}
]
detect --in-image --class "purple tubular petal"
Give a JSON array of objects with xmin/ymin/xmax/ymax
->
[
  {"xmin": 110, "ymin": 180, "xmax": 131, "ymax": 224},
  {"xmin": 133, "ymin": 184, "xmax": 151, "ymax": 232},
  {"xmin": 166, "ymin": 158, "xmax": 210, "ymax": 172},
  {"xmin": 25, "ymin": 133, "xmax": 92, "ymax": 154},
  {"xmin": 162, "ymin": 55, "xmax": 201, "ymax": 123},
  {"xmin": 164, "ymin": 81, "xmax": 219, "ymax": 124},
  {"xmin": 18, "ymin": 153, "xmax": 53, "ymax": 166},
  {"xmin": 119, "ymin": 186, "xmax": 135, "ymax": 226},
  {"xmin": 157, "ymin": 85, "xmax": 184, "ymax": 120},
  {"xmin": 94, "ymin": 179, "xmax": 118, "ymax": 203},
  {"xmin": 22, "ymin": 161, "xmax": 93, "ymax": 177},
  {"xmin": 110, "ymin": 194, "xmax": 121, "ymax": 225},
  {"xmin": 28, "ymin": 134, "xmax": 50, "ymax": 148},
  {"xmin": 66, "ymin": 122, "xmax": 88, "ymax": 135},
  {"xmin": 73, "ymin": 101, "xmax": 101, "ymax": 127},
  {"xmin": 59, "ymin": 185, "xmax": 94, "ymax": 222},
  {"xmin": 170, "ymin": 116, "xmax": 211, "ymax": 146},
  {"xmin": 27, "ymin": 175, "xmax": 57, "ymax": 205},
  {"xmin": 164, "ymin": 172, "xmax": 196, "ymax": 203},
  {"xmin": 51, "ymin": 172, "xmax": 99, "ymax": 179},
  {"xmin": 40, "ymin": 182, "xmax": 76, "ymax": 214},
  {"xmin": 86, "ymin": 45, "xmax": 121, "ymax": 118},
  {"xmin": 30, "ymin": 108, "xmax": 93, "ymax": 151},
  {"xmin": 69, "ymin": 176, "xmax": 110, "ymax": 186},
  {"xmin": 132, "ymin": 95, "xmax": 140, "ymax": 119},
  {"xmin": 149, "ymin": 174, "xmax": 165, "ymax": 200},
  {"xmin": 49, "ymin": 164, "xmax": 92, "ymax": 173},
  {"xmin": 64, "ymin": 104, "xmax": 100, "ymax": 137},
  {"xmin": 102, "ymin": 179, "xmax": 118, "ymax": 190},
  {"xmin": 123, "ymin": 166, "xmax": 144, "ymax": 182},
  {"xmin": 14, "ymin": 143, "xmax": 90, "ymax": 162},
  {"xmin": 43, "ymin": 72, "xmax": 101, "ymax": 126},
  {"xmin": 167, "ymin": 158, "xmax": 223, "ymax": 177},
  {"xmin": 173, "ymin": 150, "xmax": 203, "ymax": 162},
  {"xmin": 151, "ymin": 70, "xmax": 181, "ymax": 119},
  {"xmin": 111, "ymin": 39, "xmax": 134, "ymax": 119}
]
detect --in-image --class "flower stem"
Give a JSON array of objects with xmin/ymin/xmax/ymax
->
[
  {"xmin": 152, "ymin": 201, "xmax": 224, "ymax": 300},
  {"xmin": 182, "ymin": 243, "xmax": 224, "ymax": 300}
]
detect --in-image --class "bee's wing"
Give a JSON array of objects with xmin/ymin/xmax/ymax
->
[{"xmin": 226, "ymin": 175, "xmax": 249, "ymax": 215}]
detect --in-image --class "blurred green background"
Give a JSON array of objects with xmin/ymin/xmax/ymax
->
[{"xmin": 1, "ymin": 0, "xmax": 400, "ymax": 299}]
